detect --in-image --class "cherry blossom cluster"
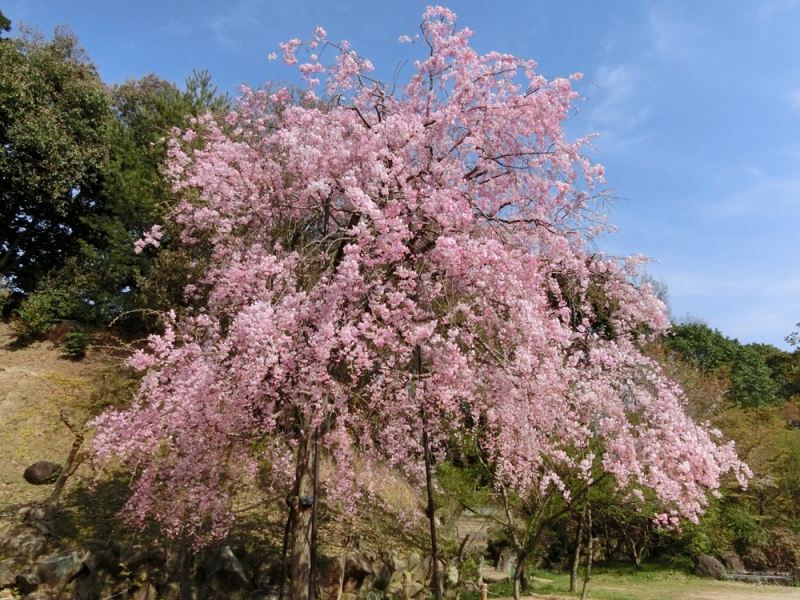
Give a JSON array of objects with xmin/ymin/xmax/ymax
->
[{"xmin": 91, "ymin": 6, "xmax": 747, "ymax": 546}]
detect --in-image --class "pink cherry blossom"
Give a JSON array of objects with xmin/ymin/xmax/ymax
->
[{"xmin": 91, "ymin": 6, "xmax": 747, "ymax": 549}]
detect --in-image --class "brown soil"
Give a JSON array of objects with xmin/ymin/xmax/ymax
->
[{"xmin": 0, "ymin": 321, "xmax": 106, "ymax": 516}]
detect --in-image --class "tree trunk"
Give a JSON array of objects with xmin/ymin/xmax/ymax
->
[
  {"xmin": 580, "ymin": 508, "xmax": 593, "ymax": 600},
  {"xmin": 289, "ymin": 431, "xmax": 315, "ymax": 600},
  {"xmin": 512, "ymin": 554, "xmax": 526, "ymax": 600},
  {"xmin": 570, "ymin": 507, "xmax": 586, "ymax": 592}
]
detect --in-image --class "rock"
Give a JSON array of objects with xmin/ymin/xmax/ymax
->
[
  {"xmin": 72, "ymin": 568, "xmax": 113, "ymax": 600},
  {"xmin": 346, "ymin": 552, "xmax": 373, "ymax": 578},
  {"xmin": 1, "ymin": 526, "xmax": 49, "ymax": 559},
  {"xmin": 360, "ymin": 573, "xmax": 377, "ymax": 594},
  {"xmin": 120, "ymin": 545, "xmax": 148, "ymax": 572},
  {"xmin": 497, "ymin": 547, "xmax": 516, "ymax": 575},
  {"xmin": 132, "ymin": 582, "xmax": 158, "ymax": 600},
  {"xmin": 694, "ymin": 555, "xmax": 726, "ymax": 579},
  {"xmin": 481, "ymin": 567, "xmax": 509, "ymax": 583},
  {"xmin": 161, "ymin": 582, "xmax": 182, "ymax": 600},
  {"xmin": 23, "ymin": 462, "xmax": 61, "ymax": 485},
  {"xmin": 343, "ymin": 577, "xmax": 358, "ymax": 593},
  {"xmin": 23, "ymin": 586, "xmax": 59, "ymax": 600},
  {"xmin": 407, "ymin": 553, "xmax": 421, "ymax": 571},
  {"xmin": 372, "ymin": 559, "xmax": 392, "ymax": 591},
  {"xmin": 147, "ymin": 546, "xmax": 167, "ymax": 567},
  {"xmin": 720, "ymin": 551, "xmax": 746, "ymax": 574},
  {"xmin": 82, "ymin": 552, "xmax": 101, "ymax": 572},
  {"xmin": 205, "ymin": 545, "xmax": 250, "ymax": 583},
  {"xmin": 410, "ymin": 557, "xmax": 429, "ymax": 583},
  {"xmin": 37, "ymin": 550, "xmax": 87, "ymax": 588},
  {"xmin": 387, "ymin": 553, "xmax": 407, "ymax": 573},
  {"xmin": 0, "ymin": 557, "xmax": 24, "ymax": 587},
  {"xmin": 203, "ymin": 545, "xmax": 251, "ymax": 594},
  {"xmin": 100, "ymin": 547, "xmax": 124, "ymax": 577},
  {"xmin": 446, "ymin": 564, "xmax": 459, "ymax": 586},
  {"xmin": 16, "ymin": 568, "xmax": 42, "ymax": 595},
  {"xmin": 386, "ymin": 572, "xmax": 421, "ymax": 600}
]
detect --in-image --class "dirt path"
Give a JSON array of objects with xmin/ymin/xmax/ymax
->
[{"xmin": 510, "ymin": 580, "xmax": 800, "ymax": 600}]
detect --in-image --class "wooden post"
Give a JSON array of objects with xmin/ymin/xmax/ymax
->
[
  {"xmin": 580, "ymin": 507, "xmax": 593, "ymax": 600},
  {"xmin": 418, "ymin": 344, "xmax": 442, "ymax": 600},
  {"xmin": 308, "ymin": 425, "xmax": 321, "ymax": 600}
]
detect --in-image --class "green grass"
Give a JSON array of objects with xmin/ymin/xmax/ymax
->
[{"xmin": 458, "ymin": 560, "xmax": 800, "ymax": 600}]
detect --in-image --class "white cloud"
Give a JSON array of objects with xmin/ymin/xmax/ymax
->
[
  {"xmin": 581, "ymin": 64, "xmax": 651, "ymax": 153},
  {"xmin": 207, "ymin": 0, "xmax": 270, "ymax": 49},
  {"xmin": 647, "ymin": 9, "xmax": 702, "ymax": 61},
  {"xmin": 757, "ymin": 0, "xmax": 800, "ymax": 23},
  {"xmin": 784, "ymin": 87, "xmax": 800, "ymax": 112},
  {"xmin": 700, "ymin": 169, "xmax": 800, "ymax": 218}
]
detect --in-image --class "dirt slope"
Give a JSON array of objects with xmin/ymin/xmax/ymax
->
[{"xmin": 0, "ymin": 322, "xmax": 103, "ymax": 515}]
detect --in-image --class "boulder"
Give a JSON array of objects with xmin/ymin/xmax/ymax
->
[
  {"xmin": 720, "ymin": 551, "xmax": 746, "ymax": 574},
  {"xmin": 23, "ymin": 462, "xmax": 61, "ymax": 485},
  {"xmin": 694, "ymin": 555, "xmax": 726, "ymax": 579},
  {"xmin": 160, "ymin": 582, "xmax": 181, "ymax": 600},
  {"xmin": 497, "ymin": 547, "xmax": 516, "ymax": 575},
  {"xmin": 372, "ymin": 559, "xmax": 392, "ymax": 591},
  {"xmin": 120, "ymin": 545, "xmax": 148, "ymax": 572},
  {"xmin": 0, "ymin": 557, "xmax": 24, "ymax": 587},
  {"xmin": 37, "ymin": 550, "xmax": 87, "ymax": 589},
  {"xmin": 99, "ymin": 547, "xmax": 124, "ymax": 577},
  {"xmin": 132, "ymin": 582, "xmax": 158, "ymax": 600},
  {"xmin": 481, "ymin": 567, "xmax": 509, "ymax": 583},
  {"xmin": 203, "ymin": 545, "xmax": 251, "ymax": 593},
  {"xmin": 16, "ymin": 568, "xmax": 42, "ymax": 595},
  {"xmin": 23, "ymin": 586, "xmax": 59, "ymax": 600},
  {"xmin": 346, "ymin": 552, "xmax": 374, "ymax": 578},
  {"xmin": 386, "ymin": 572, "xmax": 423, "ymax": 600},
  {"xmin": 446, "ymin": 563, "xmax": 459, "ymax": 586},
  {"xmin": 0, "ymin": 526, "xmax": 49, "ymax": 559},
  {"xmin": 72, "ymin": 568, "xmax": 113, "ymax": 600}
]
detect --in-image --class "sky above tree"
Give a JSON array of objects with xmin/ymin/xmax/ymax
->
[{"xmin": 6, "ymin": 0, "xmax": 800, "ymax": 348}]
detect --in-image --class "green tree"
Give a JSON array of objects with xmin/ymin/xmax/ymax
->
[
  {"xmin": 77, "ymin": 70, "xmax": 230, "ymax": 323},
  {"xmin": 667, "ymin": 323, "xmax": 781, "ymax": 408},
  {"xmin": 0, "ymin": 10, "xmax": 11, "ymax": 36},
  {"xmin": 0, "ymin": 26, "xmax": 112, "ymax": 294}
]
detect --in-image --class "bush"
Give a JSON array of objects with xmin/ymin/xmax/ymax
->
[
  {"xmin": 10, "ymin": 261, "xmax": 94, "ymax": 339},
  {"xmin": 11, "ymin": 292, "xmax": 59, "ymax": 338},
  {"xmin": 61, "ymin": 331, "xmax": 90, "ymax": 357},
  {"xmin": 742, "ymin": 528, "xmax": 800, "ymax": 572}
]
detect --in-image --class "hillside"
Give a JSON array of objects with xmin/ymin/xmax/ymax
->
[{"xmin": 0, "ymin": 322, "xmax": 103, "ymax": 515}]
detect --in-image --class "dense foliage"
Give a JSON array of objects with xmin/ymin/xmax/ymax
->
[
  {"xmin": 0, "ymin": 26, "xmax": 112, "ymax": 294},
  {"xmin": 1, "ymin": 22, "xmax": 228, "ymax": 332}
]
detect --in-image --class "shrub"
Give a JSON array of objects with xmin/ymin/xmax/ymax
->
[
  {"xmin": 61, "ymin": 331, "xmax": 90, "ymax": 358},
  {"xmin": 11, "ymin": 292, "xmax": 59, "ymax": 338}
]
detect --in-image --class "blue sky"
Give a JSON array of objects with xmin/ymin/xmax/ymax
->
[{"xmin": 6, "ymin": 0, "xmax": 800, "ymax": 348}]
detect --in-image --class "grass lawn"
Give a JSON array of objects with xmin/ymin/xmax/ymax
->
[{"xmin": 476, "ymin": 561, "xmax": 800, "ymax": 600}]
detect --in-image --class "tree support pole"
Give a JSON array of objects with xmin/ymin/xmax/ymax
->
[
  {"xmin": 309, "ymin": 425, "xmax": 320, "ymax": 600},
  {"xmin": 580, "ymin": 507, "xmax": 593, "ymax": 600},
  {"xmin": 418, "ymin": 344, "xmax": 442, "ymax": 600}
]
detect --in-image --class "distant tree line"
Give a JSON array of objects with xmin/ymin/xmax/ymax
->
[{"xmin": 0, "ymin": 17, "xmax": 229, "ymax": 336}]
